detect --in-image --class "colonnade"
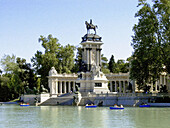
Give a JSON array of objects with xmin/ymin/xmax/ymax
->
[
  {"xmin": 50, "ymin": 80, "xmax": 76, "ymax": 96},
  {"xmin": 109, "ymin": 80, "xmax": 129, "ymax": 93},
  {"xmin": 149, "ymin": 74, "xmax": 167, "ymax": 92}
]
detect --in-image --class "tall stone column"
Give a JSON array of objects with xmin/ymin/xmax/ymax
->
[
  {"xmin": 52, "ymin": 79, "xmax": 56, "ymax": 95},
  {"xmin": 73, "ymin": 81, "xmax": 76, "ymax": 92},
  {"xmin": 68, "ymin": 81, "xmax": 71, "ymax": 93},
  {"xmin": 158, "ymin": 80, "xmax": 160, "ymax": 91},
  {"xmin": 155, "ymin": 81, "xmax": 158, "ymax": 92},
  {"xmin": 150, "ymin": 82, "xmax": 153, "ymax": 92},
  {"xmin": 164, "ymin": 75, "xmax": 166, "ymax": 85},
  {"xmin": 56, "ymin": 80, "xmax": 58, "ymax": 94},
  {"xmin": 123, "ymin": 81, "xmax": 125, "ymax": 93},
  {"xmin": 64, "ymin": 81, "xmax": 66, "ymax": 93},
  {"xmin": 59, "ymin": 81, "xmax": 62, "ymax": 94},
  {"xmin": 160, "ymin": 75, "xmax": 162, "ymax": 85},
  {"xmin": 89, "ymin": 48, "xmax": 92, "ymax": 70},
  {"xmin": 115, "ymin": 81, "xmax": 117, "ymax": 92},
  {"xmin": 119, "ymin": 81, "xmax": 122, "ymax": 93},
  {"xmin": 110, "ymin": 81, "xmax": 113, "ymax": 92},
  {"xmin": 86, "ymin": 48, "xmax": 89, "ymax": 71},
  {"xmin": 96, "ymin": 49, "xmax": 99, "ymax": 66},
  {"xmin": 99, "ymin": 49, "xmax": 102, "ymax": 66}
]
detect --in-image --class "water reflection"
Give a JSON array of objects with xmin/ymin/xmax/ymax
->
[{"xmin": 0, "ymin": 105, "xmax": 170, "ymax": 128}]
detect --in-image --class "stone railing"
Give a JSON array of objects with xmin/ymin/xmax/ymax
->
[{"xmin": 87, "ymin": 92, "xmax": 170, "ymax": 97}]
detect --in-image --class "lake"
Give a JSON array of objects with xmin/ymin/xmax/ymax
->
[{"xmin": 0, "ymin": 105, "xmax": 170, "ymax": 128}]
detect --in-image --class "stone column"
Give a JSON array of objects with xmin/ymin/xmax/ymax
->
[
  {"xmin": 160, "ymin": 75, "xmax": 162, "ymax": 85},
  {"xmin": 150, "ymin": 81, "xmax": 153, "ymax": 92},
  {"xmin": 89, "ymin": 48, "xmax": 92, "ymax": 70},
  {"xmin": 155, "ymin": 81, "xmax": 158, "ymax": 92},
  {"xmin": 68, "ymin": 81, "xmax": 71, "ymax": 93},
  {"xmin": 99, "ymin": 49, "xmax": 102, "ymax": 66},
  {"xmin": 59, "ymin": 81, "xmax": 62, "ymax": 94},
  {"xmin": 73, "ymin": 81, "xmax": 76, "ymax": 92},
  {"xmin": 56, "ymin": 80, "xmax": 58, "ymax": 94},
  {"xmin": 110, "ymin": 81, "xmax": 113, "ymax": 92},
  {"xmin": 164, "ymin": 75, "xmax": 166, "ymax": 85},
  {"xmin": 96, "ymin": 49, "xmax": 99, "ymax": 66},
  {"xmin": 123, "ymin": 81, "xmax": 126, "ymax": 93},
  {"xmin": 86, "ymin": 48, "xmax": 89, "ymax": 71},
  {"xmin": 52, "ymin": 79, "xmax": 56, "ymax": 95},
  {"xmin": 158, "ymin": 80, "xmax": 160, "ymax": 91},
  {"xmin": 119, "ymin": 81, "xmax": 122, "ymax": 93},
  {"xmin": 64, "ymin": 81, "xmax": 67, "ymax": 93},
  {"xmin": 115, "ymin": 81, "xmax": 117, "ymax": 92}
]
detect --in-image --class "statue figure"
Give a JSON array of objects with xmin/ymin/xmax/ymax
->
[
  {"xmin": 33, "ymin": 87, "xmax": 39, "ymax": 95},
  {"xmin": 85, "ymin": 19, "xmax": 98, "ymax": 34},
  {"xmin": 40, "ymin": 85, "xmax": 48, "ymax": 94},
  {"xmin": 25, "ymin": 86, "xmax": 33, "ymax": 94}
]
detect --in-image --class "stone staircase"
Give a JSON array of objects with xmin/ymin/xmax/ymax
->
[{"xmin": 39, "ymin": 93, "xmax": 76, "ymax": 106}]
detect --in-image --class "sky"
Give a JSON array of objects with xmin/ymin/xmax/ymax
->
[{"xmin": 0, "ymin": 0, "xmax": 140, "ymax": 65}]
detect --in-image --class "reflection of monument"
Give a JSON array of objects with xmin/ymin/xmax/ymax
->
[{"xmin": 76, "ymin": 19, "xmax": 110, "ymax": 93}]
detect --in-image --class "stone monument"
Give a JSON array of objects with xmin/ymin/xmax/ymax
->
[{"xmin": 76, "ymin": 19, "xmax": 110, "ymax": 94}]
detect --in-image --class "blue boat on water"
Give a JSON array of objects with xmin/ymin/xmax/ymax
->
[
  {"xmin": 110, "ymin": 107, "xmax": 124, "ymax": 110},
  {"xmin": 85, "ymin": 105, "xmax": 97, "ymax": 108},
  {"xmin": 139, "ymin": 105, "xmax": 150, "ymax": 107},
  {"xmin": 20, "ymin": 103, "xmax": 30, "ymax": 106}
]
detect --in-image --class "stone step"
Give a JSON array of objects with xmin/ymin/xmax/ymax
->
[{"xmin": 40, "ymin": 97, "xmax": 74, "ymax": 106}]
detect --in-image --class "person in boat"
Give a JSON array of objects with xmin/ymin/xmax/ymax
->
[
  {"xmin": 120, "ymin": 104, "xmax": 123, "ymax": 108},
  {"xmin": 113, "ymin": 104, "xmax": 118, "ymax": 108}
]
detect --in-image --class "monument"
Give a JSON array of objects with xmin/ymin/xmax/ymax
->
[{"xmin": 76, "ymin": 19, "xmax": 110, "ymax": 94}]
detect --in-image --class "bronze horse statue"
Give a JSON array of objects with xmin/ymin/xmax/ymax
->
[{"xmin": 85, "ymin": 19, "xmax": 98, "ymax": 34}]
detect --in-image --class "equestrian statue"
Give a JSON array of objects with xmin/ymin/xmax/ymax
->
[{"xmin": 85, "ymin": 19, "xmax": 98, "ymax": 34}]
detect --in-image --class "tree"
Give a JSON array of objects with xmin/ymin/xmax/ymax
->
[
  {"xmin": 72, "ymin": 47, "xmax": 83, "ymax": 73},
  {"xmin": 16, "ymin": 57, "xmax": 40, "ymax": 90},
  {"xmin": 117, "ymin": 59, "xmax": 129, "ymax": 73},
  {"xmin": 0, "ymin": 55, "xmax": 23, "ymax": 101},
  {"xmin": 59, "ymin": 44, "xmax": 75, "ymax": 73},
  {"xmin": 130, "ymin": 0, "xmax": 169, "ymax": 90},
  {"xmin": 0, "ymin": 55, "xmax": 39, "ymax": 101},
  {"xmin": 101, "ymin": 54, "xmax": 110, "ymax": 73},
  {"xmin": 32, "ymin": 34, "xmax": 75, "ymax": 89},
  {"xmin": 153, "ymin": 0, "xmax": 170, "ymax": 73},
  {"xmin": 108, "ymin": 55, "xmax": 116, "ymax": 73}
]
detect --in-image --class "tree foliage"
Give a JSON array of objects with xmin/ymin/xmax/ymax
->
[
  {"xmin": 130, "ymin": 0, "xmax": 169, "ymax": 90},
  {"xmin": 108, "ymin": 55, "xmax": 129, "ymax": 73},
  {"xmin": 72, "ymin": 47, "xmax": 83, "ymax": 72},
  {"xmin": 31, "ymin": 34, "xmax": 75, "ymax": 89},
  {"xmin": 101, "ymin": 54, "xmax": 110, "ymax": 73},
  {"xmin": 0, "ymin": 55, "xmax": 38, "ymax": 101}
]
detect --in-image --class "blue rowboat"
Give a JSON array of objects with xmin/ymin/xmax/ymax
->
[
  {"xmin": 110, "ymin": 107, "xmax": 124, "ymax": 110},
  {"xmin": 85, "ymin": 105, "xmax": 97, "ymax": 108},
  {"xmin": 139, "ymin": 105, "xmax": 150, "ymax": 107},
  {"xmin": 20, "ymin": 103, "xmax": 30, "ymax": 106}
]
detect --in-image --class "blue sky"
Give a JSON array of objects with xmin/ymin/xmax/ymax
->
[{"xmin": 0, "ymin": 0, "xmax": 140, "ymax": 64}]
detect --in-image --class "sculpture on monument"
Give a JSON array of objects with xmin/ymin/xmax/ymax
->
[
  {"xmin": 40, "ymin": 85, "xmax": 48, "ymax": 94},
  {"xmin": 85, "ymin": 19, "xmax": 98, "ymax": 34}
]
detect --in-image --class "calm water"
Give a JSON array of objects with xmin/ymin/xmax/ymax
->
[{"xmin": 0, "ymin": 105, "xmax": 170, "ymax": 128}]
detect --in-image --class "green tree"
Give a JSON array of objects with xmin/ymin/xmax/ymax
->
[
  {"xmin": 101, "ymin": 54, "xmax": 110, "ymax": 74},
  {"xmin": 108, "ymin": 55, "xmax": 116, "ymax": 73},
  {"xmin": 32, "ymin": 34, "xmax": 75, "ymax": 89},
  {"xmin": 0, "ymin": 55, "xmax": 23, "ymax": 101},
  {"xmin": 16, "ymin": 57, "xmax": 40, "ymax": 90},
  {"xmin": 130, "ymin": 0, "xmax": 169, "ymax": 90},
  {"xmin": 116, "ymin": 59, "xmax": 129, "ymax": 73},
  {"xmin": 72, "ymin": 47, "xmax": 83, "ymax": 72}
]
